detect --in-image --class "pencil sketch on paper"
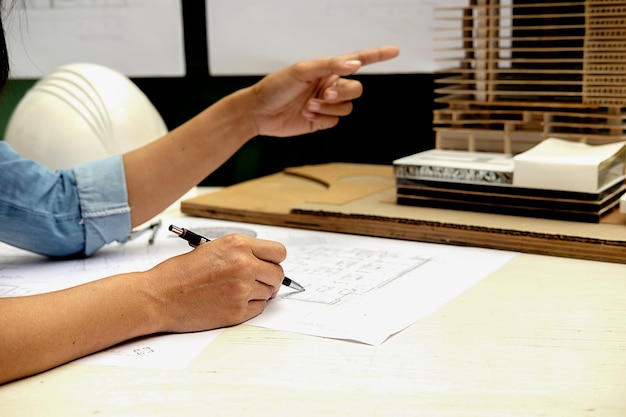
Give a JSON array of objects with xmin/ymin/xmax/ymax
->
[
  {"xmin": 104, "ymin": 343, "xmax": 155, "ymax": 358},
  {"xmin": 282, "ymin": 247, "xmax": 430, "ymax": 305},
  {"xmin": 0, "ymin": 284, "xmax": 32, "ymax": 297},
  {"xmin": 22, "ymin": 0, "xmax": 129, "ymax": 9}
]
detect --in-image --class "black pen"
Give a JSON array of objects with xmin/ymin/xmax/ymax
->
[{"xmin": 169, "ymin": 224, "xmax": 305, "ymax": 292}]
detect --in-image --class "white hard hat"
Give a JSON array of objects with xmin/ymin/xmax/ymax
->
[{"xmin": 5, "ymin": 63, "xmax": 168, "ymax": 171}]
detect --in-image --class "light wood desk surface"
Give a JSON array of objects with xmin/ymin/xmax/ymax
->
[{"xmin": 1, "ymin": 251, "xmax": 625, "ymax": 416}]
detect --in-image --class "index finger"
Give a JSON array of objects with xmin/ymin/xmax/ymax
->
[
  {"xmin": 341, "ymin": 45, "xmax": 400, "ymax": 67},
  {"xmin": 290, "ymin": 45, "xmax": 400, "ymax": 81}
]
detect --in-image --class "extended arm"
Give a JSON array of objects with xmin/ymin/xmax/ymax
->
[{"xmin": 124, "ymin": 45, "xmax": 399, "ymax": 225}]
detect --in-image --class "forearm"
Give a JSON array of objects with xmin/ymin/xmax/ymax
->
[
  {"xmin": 123, "ymin": 88, "xmax": 258, "ymax": 226},
  {"xmin": 0, "ymin": 234, "xmax": 287, "ymax": 385},
  {"xmin": 0, "ymin": 272, "xmax": 156, "ymax": 385}
]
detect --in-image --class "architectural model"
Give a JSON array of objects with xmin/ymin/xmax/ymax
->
[{"xmin": 433, "ymin": 0, "xmax": 626, "ymax": 154}]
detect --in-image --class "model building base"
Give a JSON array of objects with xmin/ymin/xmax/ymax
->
[{"xmin": 394, "ymin": 148, "xmax": 626, "ymax": 223}]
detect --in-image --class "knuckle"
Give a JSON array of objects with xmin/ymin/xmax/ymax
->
[{"xmin": 220, "ymin": 234, "xmax": 252, "ymax": 257}]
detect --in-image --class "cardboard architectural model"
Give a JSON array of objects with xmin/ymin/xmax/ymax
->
[{"xmin": 433, "ymin": 0, "xmax": 626, "ymax": 154}]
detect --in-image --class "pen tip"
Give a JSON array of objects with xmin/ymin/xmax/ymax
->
[{"xmin": 169, "ymin": 224, "xmax": 183, "ymax": 235}]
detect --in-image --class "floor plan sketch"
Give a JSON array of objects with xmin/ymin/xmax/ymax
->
[{"xmin": 283, "ymin": 247, "xmax": 430, "ymax": 305}]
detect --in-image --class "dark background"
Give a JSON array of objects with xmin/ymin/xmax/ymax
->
[{"xmin": 133, "ymin": 1, "xmax": 437, "ymax": 186}]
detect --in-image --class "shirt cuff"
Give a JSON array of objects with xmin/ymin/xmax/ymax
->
[{"xmin": 73, "ymin": 155, "xmax": 131, "ymax": 256}]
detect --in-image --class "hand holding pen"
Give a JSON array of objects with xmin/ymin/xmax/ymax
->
[{"xmin": 169, "ymin": 225, "xmax": 304, "ymax": 292}]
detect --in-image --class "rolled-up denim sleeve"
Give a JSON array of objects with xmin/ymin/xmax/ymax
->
[
  {"xmin": 73, "ymin": 155, "xmax": 131, "ymax": 256},
  {"xmin": 0, "ymin": 142, "xmax": 131, "ymax": 257}
]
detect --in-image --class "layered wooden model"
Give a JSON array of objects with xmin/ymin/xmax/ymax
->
[{"xmin": 433, "ymin": 0, "xmax": 626, "ymax": 154}]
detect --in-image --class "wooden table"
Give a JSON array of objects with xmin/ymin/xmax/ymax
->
[{"xmin": 2, "ymin": 252, "xmax": 625, "ymax": 416}]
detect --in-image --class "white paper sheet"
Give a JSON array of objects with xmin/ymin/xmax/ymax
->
[
  {"xmin": 207, "ymin": 0, "xmax": 443, "ymax": 75},
  {"xmin": 206, "ymin": 0, "xmax": 518, "ymax": 75},
  {"xmin": 247, "ymin": 223, "xmax": 517, "ymax": 344},
  {"xmin": 0, "ymin": 216, "xmax": 518, "ymax": 369},
  {"xmin": 72, "ymin": 330, "xmax": 222, "ymax": 370},
  {"xmin": 5, "ymin": 0, "xmax": 185, "ymax": 78}
]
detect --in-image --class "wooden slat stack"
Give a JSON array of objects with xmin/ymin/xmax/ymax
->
[{"xmin": 433, "ymin": 0, "xmax": 626, "ymax": 154}]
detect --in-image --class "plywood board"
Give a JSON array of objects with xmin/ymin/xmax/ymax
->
[{"xmin": 181, "ymin": 163, "xmax": 626, "ymax": 264}]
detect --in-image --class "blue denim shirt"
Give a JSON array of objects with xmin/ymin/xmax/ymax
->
[{"xmin": 0, "ymin": 142, "xmax": 131, "ymax": 257}]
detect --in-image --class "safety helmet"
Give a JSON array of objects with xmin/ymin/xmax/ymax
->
[{"xmin": 5, "ymin": 63, "xmax": 167, "ymax": 170}]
